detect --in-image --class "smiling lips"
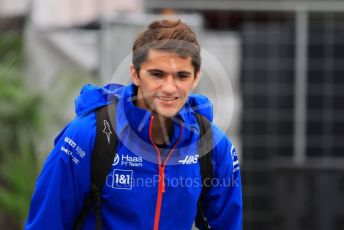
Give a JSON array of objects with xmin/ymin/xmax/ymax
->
[
  {"xmin": 156, "ymin": 96, "xmax": 179, "ymax": 105},
  {"xmin": 157, "ymin": 96, "xmax": 179, "ymax": 101}
]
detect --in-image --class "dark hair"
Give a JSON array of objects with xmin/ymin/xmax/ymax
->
[{"xmin": 132, "ymin": 19, "xmax": 201, "ymax": 75}]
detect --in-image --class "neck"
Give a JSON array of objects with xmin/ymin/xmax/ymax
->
[{"xmin": 151, "ymin": 114, "xmax": 173, "ymax": 145}]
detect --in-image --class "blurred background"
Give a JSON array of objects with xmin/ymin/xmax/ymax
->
[{"xmin": 0, "ymin": 0, "xmax": 343, "ymax": 229}]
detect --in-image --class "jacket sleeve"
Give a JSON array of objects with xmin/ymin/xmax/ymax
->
[
  {"xmin": 199, "ymin": 128, "xmax": 243, "ymax": 230},
  {"xmin": 25, "ymin": 113, "xmax": 96, "ymax": 230}
]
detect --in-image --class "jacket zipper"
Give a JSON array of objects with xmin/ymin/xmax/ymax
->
[{"xmin": 149, "ymin": 115, "xmax": 182, "ymax": 230}]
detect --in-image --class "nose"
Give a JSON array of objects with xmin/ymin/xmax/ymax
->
[{"xmin": 161, "ymin": 75, "xmax": 177, "ymax": 94}]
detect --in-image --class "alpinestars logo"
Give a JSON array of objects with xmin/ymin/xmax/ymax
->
[
  {"xmin": 178, "ymin": 155, "xmax": 199, "ymax": 164},
  {"xmin": 103, "ymin": 120, "xmax": 112, "ymax": 144}
]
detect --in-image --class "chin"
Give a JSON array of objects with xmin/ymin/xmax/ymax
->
[{"xmin": 159, "ymin": 113, "xmax": 177, "ymax": 119}]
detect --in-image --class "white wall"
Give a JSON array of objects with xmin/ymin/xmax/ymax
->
[
  {"xmin": 0, "ymin": 0, "xmax": 29, "ymax": 17},
  {"xmin": 30, "ymin": 0, "xmax": 143, "ymax": 28}
]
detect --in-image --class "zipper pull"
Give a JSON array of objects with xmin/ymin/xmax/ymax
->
[{"xmin": 160, "ymin": 166, "xmax": 165, "ymax": 193}]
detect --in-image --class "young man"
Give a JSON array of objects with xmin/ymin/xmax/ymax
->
[{"xmin": 25, "ymin": 19, "xmax": 242, "ymax": 230}]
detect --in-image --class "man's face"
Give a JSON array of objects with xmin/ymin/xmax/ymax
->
[{"xmin": 130, "ymin": 49, "xmax": 200, "ymax": 118}]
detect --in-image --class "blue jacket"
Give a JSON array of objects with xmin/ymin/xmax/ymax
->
[{"xmin": 25, "ymin": 83, "xmax": 242, "ymax": 230}]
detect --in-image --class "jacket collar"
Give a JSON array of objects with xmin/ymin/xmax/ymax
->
[{"xmin": 119, "ymin": 84, "xmax": 192, "ymax": 148}]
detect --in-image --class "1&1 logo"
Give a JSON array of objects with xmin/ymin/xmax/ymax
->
[{"xmin": 111, "ymin": 169, "xmax": 133, "ymax": 190}]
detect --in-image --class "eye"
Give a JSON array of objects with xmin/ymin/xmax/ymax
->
[
  {"xmin": 150, "ymin": 71, "xmax": 164, "ymax": 78},
  {"xmin": 176, "ymin": 73, "xmax": 190, "ymax": 79}
]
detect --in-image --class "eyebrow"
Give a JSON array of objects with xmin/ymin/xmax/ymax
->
[{"xmin": 146, "ymin": 69, "xmax": 192, "ymax": 75}]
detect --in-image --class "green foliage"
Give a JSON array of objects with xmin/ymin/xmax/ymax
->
[
  {"xmin": 0, "ymin": 32, "xmax": 41, "ymax": 228},
  {"xmin": 0, "ymin": 133, "xmax": 40, "ymax": 224},
  {"xmin": 0, "ymin": 32, "xmax": 23, "ymax": 66},
  {"xmin": 0, "ymin": 75, "xmax": 42, "ymax": 150}
]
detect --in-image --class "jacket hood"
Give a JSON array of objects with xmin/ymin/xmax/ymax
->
[
  {"xmin": 74, "ymin": 83, "xmax": 213, "ymax": 122},
  {"xmin": 74, "ymin": 83, "xmax": 124, "ymax": 116}
]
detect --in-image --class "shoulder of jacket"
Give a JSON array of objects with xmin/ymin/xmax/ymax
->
[
  {"xmin": 209, "ymin": 123, "xmax": 235, "ymax": 159},
  {"xmin": 56, "ymin": 111, "xmax": 97, "ymax": 143}
]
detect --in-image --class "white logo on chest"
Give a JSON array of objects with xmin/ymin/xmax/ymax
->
[{"xmin": 178, "ymin": 155, "xmax": 199, "ymax": 164}]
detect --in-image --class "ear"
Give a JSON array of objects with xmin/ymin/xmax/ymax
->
[
  {"xmin": 130, "ymin": 64, "xmax": 140, "ymax": 86},
  {"xmin": 191, "ymin": 70, "xmax": 201, "ymax": 90}
]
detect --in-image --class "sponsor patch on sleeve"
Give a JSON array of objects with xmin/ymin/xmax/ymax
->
[
  {"xmin": 60, "ymin": 136, "xmax": 86, "ymax": 165},
  {"xmin": 230, "ymin": 145, "xmax": 240, "ymax": 173}
]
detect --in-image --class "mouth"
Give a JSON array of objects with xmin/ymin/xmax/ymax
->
[{"xmin": 157, "ymin": 96, "xmax": 179, "ymax": 102}]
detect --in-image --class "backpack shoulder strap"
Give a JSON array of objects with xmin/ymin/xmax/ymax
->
[
  {"xmin": 195, "ymin": 113, "xmax": 214, "ymax": 230},
  {"xmin": 74, "ymin": 99, "xmax": 118, "ymax": 230}
]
